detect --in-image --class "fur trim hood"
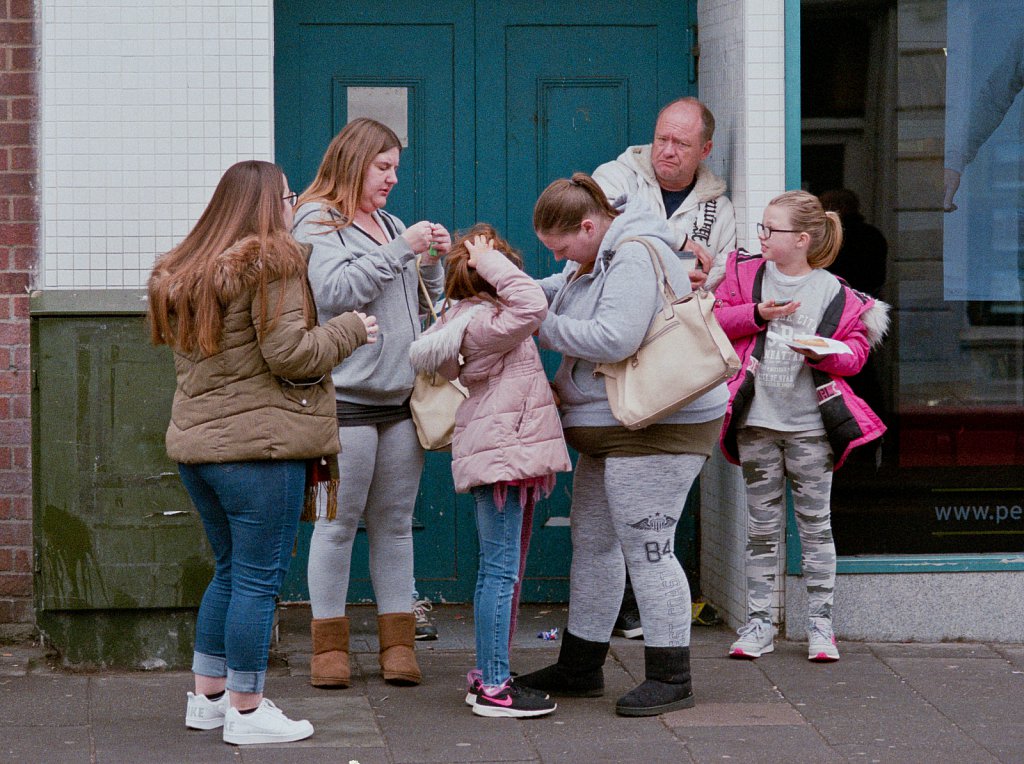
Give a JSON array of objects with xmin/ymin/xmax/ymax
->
[
  {"xmin": 409, "ymin": 303, "xmax": 487, "ymax": 374},
  {"xmin": 151, "ymin": 236, "xmax": 311, "ymax": 306}
]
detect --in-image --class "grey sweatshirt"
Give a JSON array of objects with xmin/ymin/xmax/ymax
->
[
  {"xmin": 293, "ymin": 202, "xmax": 443, "ymax": 406},
  {"xmin": 537, "ymin": 197, "xmax": 729, "ymax": 429}
]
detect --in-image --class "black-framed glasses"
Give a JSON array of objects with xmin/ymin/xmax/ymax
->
[
  {"xmin": 756, "ymin": 222, "xmax": 801, "ymax": 239},
  {"xmin": 282, "ymin": 192, "xmax": 298, "ymax": 207}
]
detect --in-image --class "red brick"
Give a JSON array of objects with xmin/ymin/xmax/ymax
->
[
  {"xmin": 0, "ymin": 123, "xmax": 29, "ymax": 145},
  {"xmin": 0, "ymin": 548, "xmax": 10, "ymax": 570},
  {"xmin": 10, "ymin": 196, "xmax": 34, "ymax": 221},
  {"xmin": 9, "ymin": 345, "xmax": 27, "ymax": 368},
  {"xmin": 0, "ymin": 223, "xmax": 34, "ymax": 247},
  {"xmin": 0, "ymin": 449, "xmax": 11, "ymax": 471},
  {"xmin": 0, "ymin": 471, "xmax": 29, "ymax": 496},
  {"xmin": 0, "ymin": 521, "xmax": 30, "ymax": 546},
  {"xmin": 0, "ymin": 272, "xmax": 29, "ymax": 293},
  {"xmin": 10, "ymin": 145, "xmax": 34, "ymax": 171},
  {"xmin": 0, "ymin": 573, "xmax": 31, "ymax": 596},
  {"xmin": 10, "ymin": 46, "xmax": 36, "ymax": 72},
  {"xmin": 0, "ymin": 23, "xmax": 33, "ymax": 46},
  {"xmin": 10, "ymin": 97, "xmax": 35, "ymax": 121},
  {"xmin": 0, "ymin": 200, "xmax": 10, "ymax": 222},
  {"xmin": 11, "ymin": 297, "xmax": 27, "ymax": 319},
  {"xmin": 10, "ymin": 0, "xmax": 37, "ymax": 23},
  {"xmin": 0, "ymin": 398, "xmax": 9, "ymax": 419},
  {"xmin": 11, "ymin": 448, "xmax": 28, "ymax": 470},
  {"xmin": 10, "ymin": 496, "xmax": 30, "ymax": 521},
  {"xmin": 12, "ymin": 249, "xmax": 34, "ymax": 270},
  {"xmin": 0, "ymin": 98, "xmax": 8, "ymax": 121},
  {"xmin": 11, "ymin": 398, "xmax": 28, "ymax": 421},
  {"xmin": 0, "ymin": 72, "xmax": 32, "ymax": 95},
  {"xmin": 0, "ymin": 597, "xmax": 33, "ymax": 624},
  {"xmin": 0, "ymin": 173, "xmax": 33, "ymax": 195},
  {"xmin": 0, "ymin": 413, "xmax": 28, "ymax": 438},
  {"xmin": 0, "ymin": 371, "xmax": 27, "ymax": 395}
]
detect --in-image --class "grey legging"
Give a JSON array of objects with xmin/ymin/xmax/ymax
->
[
  {"xmin": 567, "ymin": 452, "xmax": 705, "ymax": 648},
  {"xmin": 307, "ymin": 418, "xmax": 423, "ymax": 618}
]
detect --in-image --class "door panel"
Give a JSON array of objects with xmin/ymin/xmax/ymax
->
[
  {"xmin": 275, "ymin": 2, "xmax": 478, "ymax": 602},
  {"xmin": 274, "ymin": 0, "xmax": 695, "ymax": 603},
  {"xmin": 476, "ymin": 2, "xmax": 693, "ymax": 599}
]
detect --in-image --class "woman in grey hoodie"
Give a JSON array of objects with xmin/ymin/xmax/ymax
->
[
  {"xmin": 292, "ymin": 118, "xmax": 450, "ymax": 689},
  {"xmin": 516, "ymin": 173, "xmax": 728, "ymax": 717}
]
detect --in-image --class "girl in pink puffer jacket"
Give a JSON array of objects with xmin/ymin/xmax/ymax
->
[
  {"xmin": 409, "ymin": 224, "xmax": 571, "ymax": 719},
  {"xmin": 713, "ymin": 191, "xmax": 889, "ymax": 666}
]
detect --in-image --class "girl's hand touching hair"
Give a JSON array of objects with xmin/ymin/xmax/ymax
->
[
  {"xmin": 463, "ymin": 234, "xmax": 494, "ymax": 268},
  {"xmin": 356, "ymin": 312, "xmax": 379, "ymax": 343}
]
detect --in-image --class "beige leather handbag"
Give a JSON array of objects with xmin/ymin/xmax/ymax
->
[{"xmin": 595, "ymin": 237, "xmax": 740, "ymax": 430}]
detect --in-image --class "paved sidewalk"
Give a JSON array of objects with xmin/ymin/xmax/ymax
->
[{"xmin": 2, "ymin": 602, "xmax": 1022, "ymax": 763}]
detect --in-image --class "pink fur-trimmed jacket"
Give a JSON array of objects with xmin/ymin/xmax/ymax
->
[
  {"xmin": 713, "ymin": 249, "xmax": 890, "ymax": 470},
  {"xmin": 409, "ymin": 249, "xmax": 571, "ymax": 494}
]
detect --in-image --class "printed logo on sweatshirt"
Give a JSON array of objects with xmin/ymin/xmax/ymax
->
[{"xmin": 629, "ymin": 513, "xmax": 678, "ymax": 532}]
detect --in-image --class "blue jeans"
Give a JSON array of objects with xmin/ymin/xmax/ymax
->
[
  {"xmin": 179, "ymin": 460, "xmax": 305, "ymax": 694},
  {"xmin": 472, "ymin": 484, "xmax": 523, "ymax": 687}
]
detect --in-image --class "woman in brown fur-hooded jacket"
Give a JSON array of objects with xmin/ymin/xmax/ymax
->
[{"xmin": 147, "ymin": 160, "xmax": 377, "ymax": 745}]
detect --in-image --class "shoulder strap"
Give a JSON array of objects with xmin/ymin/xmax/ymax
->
[{"xmin": 614, "ymin": 236, "xmax": 679, "ymax": 305}]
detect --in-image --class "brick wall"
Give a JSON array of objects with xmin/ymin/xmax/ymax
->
[{"xmin": 0, "ymin": 0, "xmax": 36, "ymax": 629}]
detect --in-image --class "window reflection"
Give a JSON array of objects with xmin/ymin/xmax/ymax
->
[{"xmin": 801, "ymin": 0, "xmax": 1023, "ymax": 558}]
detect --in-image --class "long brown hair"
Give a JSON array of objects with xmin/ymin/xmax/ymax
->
[
  {"xmin": 444, "ymin": 223, "xmax": 523, "ymax": 304},
  {"xmin": 147, "ymin": 160, "xmax": 308, "ymax": 356},
  {"xmin": 769, "ymin": 190, "xmax": 844, "ymax": 269},
  {"xmin": 533, "ymin": 172, "xmax": 620, "ymax": 235},
  {"xmin": 297, "ymin": 118, "xmax": 402, "ymax": 230}
]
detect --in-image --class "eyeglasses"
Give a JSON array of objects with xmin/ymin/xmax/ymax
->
[
  {"xmin": 282, "ymin": 192, "xmax": 298, "ymax": 207},
  {"xmin": 756, "ymin": 223, "xmax": 801, "ymax": 239}
]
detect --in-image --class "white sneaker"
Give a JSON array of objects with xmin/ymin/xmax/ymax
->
[
  {"xmin": 807, "ymin": 618, "xmax": 840, "ymax": 662},
  {"xmin": 729, "ymin": 619, "xmax": 774, "ymax": 659},
  {"xmin": 185, "ymin": 691, "xmax": 229, "ymax": 730},
  {"xmin": 222, "ymin": 699, "xmax": 314, "ymax": 745}
]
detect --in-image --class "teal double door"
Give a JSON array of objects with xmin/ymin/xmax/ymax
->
[{"xmin": 274, "ymin": 0, "xmax": 696, "ymax": 603}]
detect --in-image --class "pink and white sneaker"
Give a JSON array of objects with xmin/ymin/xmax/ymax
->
[
  {"xmin": 807, "ymin": 618, "xmax": 840, "ymax": 662},
  {"xmin": 472, "ymin": 679, "xmax": 556, "ymax": 718}
]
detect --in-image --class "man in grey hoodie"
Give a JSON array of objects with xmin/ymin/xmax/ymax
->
[{"xmin": 593, "ymin": 97, "xmax": 737, "ymax": 291}]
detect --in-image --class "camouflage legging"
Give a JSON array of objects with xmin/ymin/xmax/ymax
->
[{"xmin": 736, "ymin": 427, "xmax": 835, "ymax": 623}]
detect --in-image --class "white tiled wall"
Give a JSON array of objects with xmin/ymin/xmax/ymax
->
[
  {"xmin": 40, "ymin": 0, "xmax": 274, "ymax": 289},
  {"xmin": 697, "ymin": 0, "xmax": 789, "ymax": 629}
]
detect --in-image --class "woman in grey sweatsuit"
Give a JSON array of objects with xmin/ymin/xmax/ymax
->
[
  {"xmin": 292, "ymin": 118, "xmax": 449, "ymax": 689},
  {"xmin": 516, "ymin": 173, "xmax": 728, "ymax": 717}
]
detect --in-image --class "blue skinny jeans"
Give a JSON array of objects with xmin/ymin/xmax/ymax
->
[
  {"xmin": 472, "ymin": 484, "xmax": 524, "ymax": 688},
  {"xmin": 179, "ymin": 459, "xmax": 305, "ymax": 694}
]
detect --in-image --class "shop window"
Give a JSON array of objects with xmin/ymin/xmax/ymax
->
[{"xmin": 803, "ymin": 0, "xmax": 1024, "ymax": 559}]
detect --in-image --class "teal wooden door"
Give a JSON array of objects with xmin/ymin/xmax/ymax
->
[{"xmin": 274, "ymin": 0, "xmax": 695, "ymax": 603}]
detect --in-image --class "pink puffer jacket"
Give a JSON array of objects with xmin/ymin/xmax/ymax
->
[
  {"xmin": 409, "ymin": 249, "xmax": 571, "ymax": 493},
  {"xmin": 713, "ymin": 249, "xmax": 890, "ymax": 470}
]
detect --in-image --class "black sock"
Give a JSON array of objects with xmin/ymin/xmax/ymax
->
[
  {"xmin": 239, "ymin": 706, "xmax": 258, "ymax": 715},
  {"xmin": 205, "ymin": 691, "xmax": 225, "ymax": 701}
]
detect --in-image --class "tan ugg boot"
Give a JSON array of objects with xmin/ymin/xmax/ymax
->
[
  {"xmin": 310, "ymin": 616, "xmax": 350, "ymax": 688},
  {"xmin": 377, "ymin": 612, "xmax": 421, "ymax": 686}
]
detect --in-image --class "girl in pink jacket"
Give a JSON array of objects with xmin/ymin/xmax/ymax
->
[
  {"xmin": 409, "ymin": 224, "xmax": 571, "ymax": 719},
  {"xmin": 713, "ymin": 191, "xmax": 889, "ymax": 664}
]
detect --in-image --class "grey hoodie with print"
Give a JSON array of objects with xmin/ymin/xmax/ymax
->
[
  {"xmin": 292, "ymin": 202, "xmax": 443, "ymax": 406},
  {"xmin": 537, "ymin": 197, "xmax": 729, "ymax": 429}
]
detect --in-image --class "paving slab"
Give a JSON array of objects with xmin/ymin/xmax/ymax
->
[
  {"xmin": 680, "ymin": 725, "xmax": 845, "ymax": 764},
  {"xmin": 664, "ymin": 701, "xmax": 805, "ymax": 727},
  {"xmin": 0, "ymin": 725, "xmax": 94, "ymax": 764}
]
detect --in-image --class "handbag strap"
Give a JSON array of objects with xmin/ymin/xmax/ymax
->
[
  {"xmin": 614, "ymin": 236, "xmax": 681, "ymax": 313},
  {"xmin": 415, "ymin": 256, "xmax": 440, "ymax": 326}
]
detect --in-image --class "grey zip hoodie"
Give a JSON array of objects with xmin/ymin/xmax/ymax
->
[
  {"xmin": 293, "ymin": 202, "xmax": 443, "ymax": 406},
  {"xmin": 537, "ymin": 197, "xmax": 729, "ymax": 429}
]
